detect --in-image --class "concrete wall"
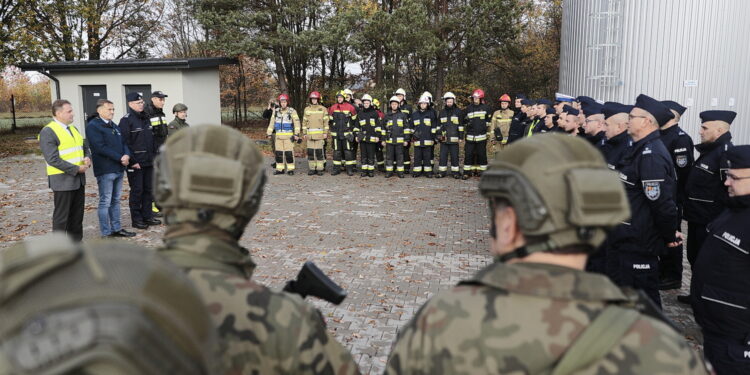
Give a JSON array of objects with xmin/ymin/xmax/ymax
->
[
  {"xmin": 49, "ymin": 68, "xmax": 221, "ymax": 137},
  {"xmin": 182, "ymin": 68, "xmax": 222, "ymax": 126},
  {"xmin": 559, "ymin": 0, "xmax": 750, "ymax": 145}
]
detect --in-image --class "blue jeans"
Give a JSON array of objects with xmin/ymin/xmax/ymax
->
[{"xmin": 96, "ymin": 172, "xmax": 123, "ymax": 236}]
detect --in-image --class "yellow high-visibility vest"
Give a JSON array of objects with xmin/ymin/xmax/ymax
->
[{"xmin": 42, "ymin": 121, "xmax": 84, "ymax": 175}]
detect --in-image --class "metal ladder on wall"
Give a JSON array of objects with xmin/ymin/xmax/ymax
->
[{"xmin": 586, "ymin": 0, "xmax": 623, "ymax": 87}]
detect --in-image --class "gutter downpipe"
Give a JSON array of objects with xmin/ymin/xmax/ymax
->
[{"xmin": 37, "ymin": 69, "xmax": 61, "ymax": 100}]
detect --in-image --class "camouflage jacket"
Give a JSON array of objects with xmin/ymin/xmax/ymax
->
[
  {"xmin": 158, "ymin": 235, "xmax": 360, "ymax": 375},
  {"xmin": 385, "ymin": 261, "xmax": 706, "ymax": 375}
]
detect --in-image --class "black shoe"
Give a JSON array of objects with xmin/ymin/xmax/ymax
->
[
  {"xmin": 144, "ymin": 218, "xmax": 162, "ymax": 226},
  {"xmin": 453, "ymin": 173, "xmax": 461, "ymax": 179},
  {"xmin": 474, "ymin": 171, "xmax": 481, "ymax": 177},
  {"xmin": 274, "ymin": 170, "xmax": 284, "ymax": 175},
  {"xmin": 317, "ymin": 170, "xmax": 325, "ymax": 176},
  {"xmin": 287, "ymin": 170, "xmax": 294, "ymax": 175},
  {"xmin": 133, "ymin": 222, "xmax": 148, "ymax": 229},
  {"xmin": 361, "ymin": 172, "xmax": 368, "ymax": 177},
  {"xmin": 677, "ymin": 294, "xmax": 692, "ymax": 304},
  {"xmin": 426, "ymin": 173, "xmax": 433, "ymax": 178},
  {"xmin": 659, "ymin": 279, "xmax": 681, "ymax": 290},
  {"xmin": 435, "ymin": 173, "xmax": 444, "ymax": 179},
  {"xmin": 368, "ymin": 171, "xmax": 375, "ymax": 177},
  {"xmin": 385, "ymin": 172, "xmax": 393, "ymax": 178},
  {"xmin": 397, "ymin": 173, "xmax": 404, "ymax": 178},
  {"xmin": 153, "ymin": 211, "xmax": 163, "ymax": 218},
  {"xmin": 412, "ymin": 172, "xmax": 421, "ymax": 178},
  {"xmin": 308, "ymin": 170, "xmax": 316, "ymax": 176},
  {"xmin": 462, "ymin": 174, "xmax": 470, "ymax": 180},
  {"xmin": 111, "ymin": 229, "xmax": 136, "ymax": 238},
  {"xmin": 331, "ymin": 170, "xmax": 341, "ymax": 176}
]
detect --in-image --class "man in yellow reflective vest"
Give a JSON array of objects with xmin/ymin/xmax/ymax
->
[{"xmin": 38, "ymin": 99, "xmax": 91, "ymax": 242}]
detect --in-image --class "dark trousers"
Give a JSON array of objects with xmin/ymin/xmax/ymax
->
[
  {"xmin": 332, "ymin": 138, "xmax": 354, "ymax": 171},
  {"xmin": 439, "ymin": 143, "xmax": 460, "ymax": 174},
  {"xmin": 413, "ymin": 146, "xmax": 434, "ymax": 173},
  {"xmin": 687, "ymin": 221, "xmax": 709, "ymax": 268},
  {"xmin": 376, "ymin": 143, "xmax": 385, "ymax": 170},
  {"xmin": 403, "ymin": 143, "xmax": 411, "ymax": 171},
  {"xmin": 464, "ymin": 140, "xmax": 488, "ymax": 173},
  {"xmin": 127, "ymin": 166, "xmax": 154, "ymax": 224},
  {"xmin": 613, "ymin": 250, "xmax": 661, "ymax": 308},
  {"xmin": 360, "ymin": 142, "xmax": 377, "ymax": 171},
  {"xmin": 385, "ymin": 144, "xmax": 404, "ymax": 172},
  {"xmin": 53, "ymin": 185, "xmax": 85, "ymax": 242}
]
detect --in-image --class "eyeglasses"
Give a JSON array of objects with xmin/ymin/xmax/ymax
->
[
  {"xmin": 726, "ymin": 172, "xmax": 750, "ymax": 181},
  {"xmin": 628, "ymin": 115, "xmax": 647, "ymax": 121}
]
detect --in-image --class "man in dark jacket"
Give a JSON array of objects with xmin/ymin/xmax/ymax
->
[
  {"xmin": 145, "ymin": 90, "xmax": 169, "ymax": 150},
  {"xmin": 119, "ymin": 92, "xmax": 161, "ymax": 229},
  {"xmin": 678, "ymin": 110, "xmax": 735, "ymax": 304},
  {"xmin": 85, "ymin": 99, "xmax": 135, "ymax": 238}
]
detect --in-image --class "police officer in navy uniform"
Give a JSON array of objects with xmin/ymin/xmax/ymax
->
[
  {"xmin": 600, "ymin": 102, "xmax": 633, "ymax": 170},
  {"xmin": 507, "ymin": 98, "xmax": 531, "ymax": 144},
  {"xmin": 678, "ymin": 110, "xmax": 735, "ymax": 304},
  {"xmin": 607, "ymin": 94, "xmax": 681, "ymax": 307},
  {"xmin": 586, "ymin": 102, "xmax": 632, "ymax": 276},
  {"xmin": 119, "ymin": 92, "xmax": 161, "ymax": 230},
  {"xmin": 690, "ymin": 145, "xmax": 750, "ymax": 375},
  {"xmin": 657, "ymin": 100, "xmax": 695, "ymax": 291},
  {"xmin": 580, "ymin": 100, "xmax": 607, "ymax": 148}
]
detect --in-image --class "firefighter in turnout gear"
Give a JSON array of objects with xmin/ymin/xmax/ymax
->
[
  {"xmin": 328, "ymin": 91, "xmax": 358, "ymax": 176},
  {"xmin": 303, "ymin": 91, "xmax": 329, "ymax": 175},
  {"xmin": 266, "ymin": 94, "xmax": 301, "ymax": 175},
  {"xmin": 463, "ymin": 89, "xmax": 492, "ymax": 179},
  {"xmin": 492, "ymin": 94, "xmax": 514, "ymax": 147},
  {"xmin": 373, "ymin": 98, "xmax": 386, "ymax": 171},
  {"xmin": 356, "ymin": 94, "xmax": 382, "ymax": 177},
  {"xmin": 411, "ymin": 94, "xmax": 439, "ymax": 178},
  {"xmin": 146, "ymin": 91, "xmax": 169, "ymax": 151},
  {"xmin": 382, "ymin": 96, "xmax": 410, "ymax": 178},
  {"xmin": 437, "ymin": 92, "xmax": 464, "ymax": 179},
  {"xmin": 395, "ymin": 88, "xmax": 413, "ymax": 173}
]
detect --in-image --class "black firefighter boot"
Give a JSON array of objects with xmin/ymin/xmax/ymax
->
[
  {"xmin": 426, "ymin": 171, "xmax": 433, "ymax": 178},
  {"xmin": 346, "ymin": 165, "xmax": 354, "ymax": 176},
  {"xmin": 385, "ymin": 171, "xmax": 393, "ymax": 178},
  {"xmin": 331, "ymin": 165, "xmax": 341, "ymax": 176},
  {"xmin": 308, "ymin": 169, "xmax": 316, "ymax": 176},
  {"xmin": 397, "ymin": 172, "xmax": 405, "ymax": 178},
  {"xmin": 412, "ymin": 172, "xmax": 421, "ymax": 178},
  {"xmin": 452, "ymin": 172, "xmax": 461, "ymax": 179}
]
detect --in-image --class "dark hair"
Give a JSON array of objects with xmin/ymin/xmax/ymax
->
[
  {"xmin": 96, "ymin": 99, "xmax": 113, "ymax": 109},
  {"xmin": 51, "ymin": 99, "xmax": 71, "ymax": 116}
]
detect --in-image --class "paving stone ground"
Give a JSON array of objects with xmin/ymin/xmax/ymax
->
[{"xmin": 0, "ymin": 153, "xmax": 702, "ymax": 374}]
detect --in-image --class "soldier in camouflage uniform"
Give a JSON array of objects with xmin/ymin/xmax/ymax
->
[
  {"xmin": 385, "ymin": 134, "xmax": 707, "ymax": 375},
  {"xmin": 154, "ymin": 125, "xmax": 360, "ymax": 375},
  {"xmin": 0, "ymin": 233, "xmax": 219, "ymax": 375}
]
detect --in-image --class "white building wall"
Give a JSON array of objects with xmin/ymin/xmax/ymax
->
[
  {"xmin": 181, "ymin": 69, "xmax": 222, "ymax": 126},
  {"xmin": 52, "ymin": 70, "xmax": 183, "ymax": 137},
  {"xmin": 560, "ymin": 0, "xmax": 750, "ymax": 144}
]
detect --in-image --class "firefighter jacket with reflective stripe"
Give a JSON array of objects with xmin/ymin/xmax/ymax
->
[
  {"xmin": 438, "ymin": 106, "xmax": 464, "ymax": 144},
  {"xmin": 357, "ymin": 107, "xmax": 382, "ymax": 143},
  {"xmin": 267, "ymin": 107, "xmax": 301, "ymax": 140},
  {"xmin": 491, "ymin": 108, "xmax": 514, "ymax": 143},
  {"xmin": 42, "ymin": 121, "xmax": 85, "ymax": 175},
  {"xmin": 382, "ymin": 110, "xmax": 410, "ymax": 144},
  {"xmin": 411, "ymin": 108, "xmax": 438, "ymax": 146},
  {"xmin": 145, "ymin": 104, "xmax": 168, "ymax": 138},
  {"xmin": 464, "ymin": 103, "xmax": 491, "ymax": 142},
  {"xmin": 328, "ymin": 102, "xmax": 358, "ymax": 139},
  {"xmin": 303, "ymin": 104, "xmax": 329, "ymax": 140}
]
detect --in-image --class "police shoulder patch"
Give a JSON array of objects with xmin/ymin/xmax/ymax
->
[
  {"xmin": 643, "ymin": 181, "xmax": 661, "ymax": 200},
  {"xmin": 676, "ymin": 155, "xmax": 688, "ymax": 168}
]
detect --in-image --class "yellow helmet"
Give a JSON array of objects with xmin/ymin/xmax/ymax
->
[
  {"xmin": 336, "ymin": 90, "xmax": 346, "ymax": 98},
  {"xmin": 372, "ymin": 98, "xmax": 381, "ymax": 108}
]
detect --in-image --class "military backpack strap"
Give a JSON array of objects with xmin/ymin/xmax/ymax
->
[
  {"xmin": 550, "ymin": 305, "xmax": 640, "ymax": 375},
  {"xmin": 160, "ymin": 249, "xmax": 247, "ymax": 278}
]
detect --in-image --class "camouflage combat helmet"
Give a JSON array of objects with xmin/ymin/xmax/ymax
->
[
  {"xmin": 479, "ymin": 133, "xmax": 630, "ymax": 261},
  {"xmin": 0, "ymin": 233, "xmax": 219, "ymax": 375},
  {"xmin": 155, "ymin": 125, "xmax": 266, "ymax": 239}
]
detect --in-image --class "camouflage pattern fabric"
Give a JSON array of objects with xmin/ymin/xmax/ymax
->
[
  {"xmin": 385, "ymin": 261, "xmax": 706, "ymax": 375},
  {"xmin": 159, "ymin": 234, "xmax": 360, "ymax": 375}
]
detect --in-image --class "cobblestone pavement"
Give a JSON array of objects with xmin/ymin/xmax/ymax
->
[{"xmin": 0, "ymin": 154, "xmax": 702, "ymax": 374}]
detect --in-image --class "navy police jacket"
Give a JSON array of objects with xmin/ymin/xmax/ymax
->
[
  {"xmin": 601, "ymin": 131, "xmax": 631, "ymax": 171},
  {"xmin": 684, "ymin": 132, "xmax": 732, "ymax": 224},
  {"xmin": 610, "ymin": 130, "xmax": 679, "ymax": 255},
  {"xmin": 118, "ymin": 108, "xmax": 156, "ymax": 167},
  {"xmin": 691, "ymin": 196, "xmax": 750, "ymax": 341},
  {"xmin": 659, "ymin": 125, "xmax": 695, "ymax": 208}
]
